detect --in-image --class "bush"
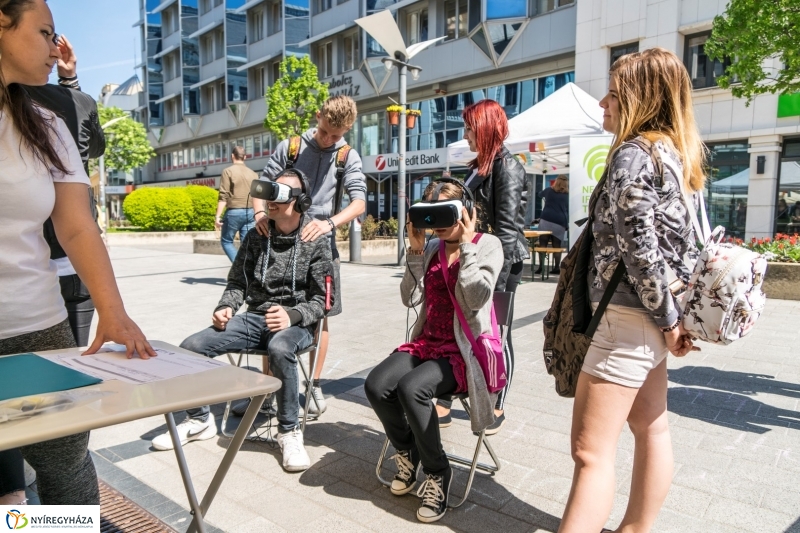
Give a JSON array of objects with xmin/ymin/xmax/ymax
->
[
  {"xmin": 361, "ymin": 215, "xmax": 381, "ymax": 240},
  {"xmin": 383, "ymin": 217, "xmax": 399, "ymax": 237},
  {"xmin": 185, "ymin": 185, "xmax": 218, "ymax": 230},
  {"xmin": 123, "ymin": 187, "xmax": 194, "ymax": 231},
  {"xmin": 742, "ymin": 233, "xmax": 800, "ymax": 263},
  {"xmin": 336, "ymin": 223, "xmax": 350, "ymax": 241}
]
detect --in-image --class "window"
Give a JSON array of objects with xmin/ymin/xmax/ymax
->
[
  {"xmin": 165, "ymin": 99, "xmax": 180, "ymax": 125},
  {"xmin": 705, "ymin": 142, "xmax": 750, "ymax": 239},
  {"xmin": 201, "ymin": 34, "xmax": 213, "ymax": 65},
  {"xmin": 253, "ymin": 66, "xmax": 265, "ymax": 98},
  {"xmin": 200, "ymin": 0, "xmax": 211, "ymax": 15},
  {"xmin": 610, "ymin": 42, "xmax": 639, "ymax": 67},
  {"xmin": 162, "ymin": 7, "xmax": 178, "ymax": 36},
  {"xmin": 163, "ymin": 52, "xmax": 178, "ymax": 81},
  {"xmin": 444, "ymin": 0, "xmax": 468, "ymax": 41},
  {"xmin": 214, "ymin": 29, "xmax": 225, "ymax": 60},
  {"xmin": 272, "ymin": 60, "xmax": 282, "ymax": 84},
  {"xmin": 343, "ymin": 32, "xmax": 359, "ymax": 72},
  {"xmin": 778, "ymin": 139, "xmax": 800, "ymax": 235},
  {"xmin": 684, "ymin": 32, "xmax": 731, "ymax": 90},
  {"xmin": 486, "ymin": 0, "xmax": 526, "ymax": 19},
  {"xmin": 317, "ymin": 41, "xmax": 333, "ymax": 78},
  {"xmin": 250, "ymin": 9, "xmax": 265, "ymax": 42},
  {"xmin": 203, "ymin": 84, "xmax": 216, "ymax": 114},
  {"xmin": 532, "ymin": 0, "xmax": 574, "ymax": 16},
  {"xmin": 217, "ymin": 81, "xmax": 226, "ymax": 110},
  {"xmin": 268, "ymin": 0, "xmax": 282, "ymax": 35},
  {"xmin": 406, "ymin": 9, "xmax": 428, "ymax": 46},
  {"xmin": 317, "ymin": 0, "xmax": 332, "ymax": 14}
]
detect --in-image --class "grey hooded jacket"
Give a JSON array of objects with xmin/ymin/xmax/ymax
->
[
  {"xmin": 216, "ymin": 215, "xmax": 334, "ymax": 327},
  {"xmin": 402, "ymin": 234, "xmax": 504, "ymax": 432},
  {"xmin": 261, "ymin": 128, "xmax": 367, "ymax": 219}
]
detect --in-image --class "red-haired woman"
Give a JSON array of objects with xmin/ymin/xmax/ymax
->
[{"xmin": 436, "ymin": 99, "xmax": 529, "ymax": 434}]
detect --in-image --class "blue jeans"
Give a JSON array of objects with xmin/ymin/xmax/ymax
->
[
  {"xmin": 221, "ymin": 208, "xmax": 255, "ymax": 261},
  {"xmin": 180, "ymin": 312, "xmax": 314, "ymax": 433}
]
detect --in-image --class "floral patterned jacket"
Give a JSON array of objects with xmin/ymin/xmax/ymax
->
[{"xmin": 587, "ymin": 138, "xmax": 700, "ymax": 329}]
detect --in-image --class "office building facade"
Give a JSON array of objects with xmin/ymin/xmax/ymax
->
[{"xmin": 135, "ymin": 0, "xmax": 799, "ymax": 239}]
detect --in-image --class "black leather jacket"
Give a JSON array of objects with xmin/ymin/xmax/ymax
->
[{"xmin": 467, "ymin": 147, "xmax": 530, "ymax": 290}]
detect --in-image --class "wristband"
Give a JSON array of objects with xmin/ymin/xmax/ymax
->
[
  {"xmin": 326, "ymin": 218, "xmax": 336, "ymax": 230},
  {"xmin": 408, "ymin": 249, "xmax": 424, "ymax": 256},
  {"xmin": 254, "ymin": 210, "xmax": 266, "ymax": 217},
  {"xmin": 660, "ymin": 320, "xmax": 680, "ymax": 333}
]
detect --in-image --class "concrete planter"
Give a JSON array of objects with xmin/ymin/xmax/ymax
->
[
  {"xmin": 194, "ymin": 236, "xmax": 406, "ymax": 260},
  {"xmin": 763, "ymin": 262, "xmax": 800, "ymax": 301},
  {"xmin": 107, "ymin": 231, "xmax": 217, "ymax": 246}
]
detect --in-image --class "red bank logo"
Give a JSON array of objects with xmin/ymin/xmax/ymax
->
[{"xmin": 375, "ymin": 156, "xmax": 387, "ymax": 171}]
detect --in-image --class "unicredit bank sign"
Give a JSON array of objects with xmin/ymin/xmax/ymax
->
[{"xmin": 362, "ymin": 148, "xmax": 448, "ymax": 174}]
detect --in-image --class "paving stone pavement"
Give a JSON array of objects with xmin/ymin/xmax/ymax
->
[{"xmin": 87, "ymin": 244, "xmax": 800, "ymax": 533}]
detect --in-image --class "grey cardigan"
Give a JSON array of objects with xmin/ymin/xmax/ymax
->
[{"xmin": 401, "ymin": 234, "xmax": 504, "ymax": 432}]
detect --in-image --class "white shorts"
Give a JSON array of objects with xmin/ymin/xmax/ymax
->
[{"xmin": 582, "ymin": 303, "xmax": 669, "ymax": 388}]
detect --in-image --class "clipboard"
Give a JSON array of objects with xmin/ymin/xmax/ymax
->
[{"xmin": 0, "ymin": 353, "xmax": 102, "ymax": 402}]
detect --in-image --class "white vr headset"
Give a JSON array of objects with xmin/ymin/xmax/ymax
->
[
  {"xmin": 408, "ymin": 200, "xmax": 464, "ymax": 229},
  {"xmin": 250, "ymin": 180, "xmax": 301, "ymax": 203}
]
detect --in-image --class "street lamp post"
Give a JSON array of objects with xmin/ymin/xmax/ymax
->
[
  {"xmin": 355, "ymin": 11, "xmax": 444, "ymax": 265},
  {"xmin": 397, "ymin": 58, "xmax": 408, "ymax": 266}
]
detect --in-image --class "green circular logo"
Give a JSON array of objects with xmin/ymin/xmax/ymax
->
[{"xmin": 583, "ymin": 145, "xmax": 610, "ymax": 182}]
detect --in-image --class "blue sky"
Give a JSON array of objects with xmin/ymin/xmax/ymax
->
[{"xmin": 48, "ymin": 0, "xmax": 142, "ymax": 100}]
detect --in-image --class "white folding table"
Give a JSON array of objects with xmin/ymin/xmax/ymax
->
[{"xmin": 0, "ymin": 340, "xmax": 281, "ymax": 533}]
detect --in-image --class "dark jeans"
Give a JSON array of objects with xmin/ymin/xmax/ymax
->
[
  {"xmin": 59, "ymin": 274, "xmax": 94, "ymax": 347},
  {"xmin": 180, "ymin": 312, "xmax": 313, "ymax": 433},
  {"xmin": 221, "ymin": 208, "xmax": 255, "ymax": 262},
  {"xmin": 364, "ymin": 351, "xmax": 457, "ymax": 475},
  {"xmin": 439, "ymin": 261, "xmax": 522, "ymax": 412},
  {"xmin": 0, "ymin": 320, "xmax": 98, "ymax": 504}
]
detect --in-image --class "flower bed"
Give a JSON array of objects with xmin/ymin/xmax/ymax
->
[
  {"xmin": 741, "ymin": 233, "xmax": 800, "ymax": 263},
  {"xmin": 735, "ymin": 234, "xmax": 800, "ymax": 300}
]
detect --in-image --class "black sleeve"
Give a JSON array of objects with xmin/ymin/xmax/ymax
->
[{"xmin": 492, "ymin": 159, "xmax": 527, "ymax": 288}]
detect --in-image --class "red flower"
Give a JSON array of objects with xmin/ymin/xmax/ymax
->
[
  {"xmin": 751, "ymin": 237, "xmax": 758, "ymax": 244},
  {"xmin": 764, "ymin": 237, "xmax": 771, "ymax": 243}
]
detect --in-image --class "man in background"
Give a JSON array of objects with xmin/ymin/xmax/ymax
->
[{"xmin": 216, "ymin": 146, "xmax": 259, "ymax": 262}]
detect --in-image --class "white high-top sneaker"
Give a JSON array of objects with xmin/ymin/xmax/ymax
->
[{"xmin": 277, "ymin": 428, "xmax": 310, "ymax": 472}]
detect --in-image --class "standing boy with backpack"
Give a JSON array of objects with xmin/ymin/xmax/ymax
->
[{"xmin": 253, "ymin": 95, "xmax": 366, "ymax": 417}]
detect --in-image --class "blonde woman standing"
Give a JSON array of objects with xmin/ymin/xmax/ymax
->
[{"xmin": 558, "ymin": 48, "xmax": 702, "ymax": 533}]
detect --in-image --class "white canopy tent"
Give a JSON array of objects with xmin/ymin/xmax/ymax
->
[
  {"xmin": 447, "ymin": 82, "xmax": 606, "ymax": 174},
  {"xmin": 710, "ymin": 162, "xmax": 800, "ymax": 195}
]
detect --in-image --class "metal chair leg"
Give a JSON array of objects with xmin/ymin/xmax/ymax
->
[
  {"xmin": 374, "ymin": 437, "xmax": 393, "ymax": 488},
  {"xmin": 297, "ymin": 346, "xmax": 321, "ymax": 432},
  {"xmin": 220, "ymin": 352, "xmax": 274, "ymax": 442}
]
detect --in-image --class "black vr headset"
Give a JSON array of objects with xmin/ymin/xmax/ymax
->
[
  {"xmin": 408, "ymin": 177, "xmax": 475, "ymax": 229},
  {"xmin": 250, "ymin": 169, "xmax": 312, "ymax": 213}
]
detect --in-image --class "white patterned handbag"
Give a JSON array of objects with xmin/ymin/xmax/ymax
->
[{"xmin": 663, "ymin": 154, "xmax": 768, "ymax": 345}]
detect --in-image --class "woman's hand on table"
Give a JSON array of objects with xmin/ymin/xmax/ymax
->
[{"xmin": 84, "ymin": 313, "xmax": 157, "ymax": 359}]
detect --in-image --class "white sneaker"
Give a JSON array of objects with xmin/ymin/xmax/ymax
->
[
  {"xmin": 277, "ymin": 428, "xmax": 311, "ymax": 472},
  {"xmin": 300, "ymin": 384, "xmax": 327, "ymax": 418},
  {"xmin": 152, "ymin": 416, "xmax": 217, "ymax": 451}
]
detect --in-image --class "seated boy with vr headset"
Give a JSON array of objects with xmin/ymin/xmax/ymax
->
[{"xmin": 151, "ymin": 169, "xmax": 334, "ymax": 473}]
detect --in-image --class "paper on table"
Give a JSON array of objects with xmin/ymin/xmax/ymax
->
[{"xmin": 41, "ymin": 345, "xmax": 225, "ymax": 385}]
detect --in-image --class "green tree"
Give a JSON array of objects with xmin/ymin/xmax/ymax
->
[
  {"xmin": 264, "ymin": 55, "xmax": 329, "ymax": 138},
  {"xmin": 98, "ymin": 103, "xmax": 156, "ymax": 172},
  {"xmin": 705, "ymin": 0, "xmax": 800, "ymax": 104}
]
